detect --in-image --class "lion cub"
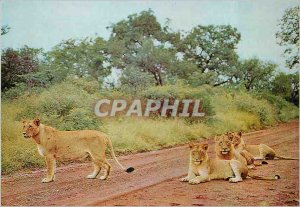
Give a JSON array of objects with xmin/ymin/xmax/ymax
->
[
  {"xmin": 228, "ymin": 132, "xmax": 298, "ymax": 160},
  {"xmin": 180, "ymin": 143, "xmax": 248, "ymax": 184}
]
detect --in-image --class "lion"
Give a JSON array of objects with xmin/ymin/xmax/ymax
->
[
  {"xmin": 214, "ymin": 134, "xmax": 255, "ymax": 168},
  {"xmin": 22, "ymin": 119, "xmax": 134, "ymax": 183},
  {"xmin": 180, "ymin": 143, "xmax": 279, "ymax": 185},
  {"xmin": 228, "ymin": 131, "xmax": 299, "ymax": 160}
]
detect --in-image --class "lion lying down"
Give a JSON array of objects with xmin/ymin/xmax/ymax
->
[
  {"xmin": 22, "ymin": 119, "xmax": 134, "ymax": 183},
  {"xmin": 180, "ymin": 143, "xmax": 280, "ymax": 185}
]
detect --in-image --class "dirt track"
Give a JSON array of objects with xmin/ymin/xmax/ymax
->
[{"xmin": 1, "ymin": 121, "xmax": 299, "ymax": 206}]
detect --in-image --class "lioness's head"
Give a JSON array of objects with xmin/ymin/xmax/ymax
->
[
  {"xmin": 22, "ymin": 119, "xmax": 41, "ymax": 138},
  {"xmin": 215, "ymin": 134, "xmax": 233, "ymax": 155},
  {"xmin": 189, "ymin": 143, "xmax": 208, "ymax": 165},
  {"xmin": 226, "ymin": 131, "xmax": 242, "ymax": 147}
]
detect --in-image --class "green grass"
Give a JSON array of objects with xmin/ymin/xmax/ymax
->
[{"xmin": 1, "ymin": 80, "xmax": 298, "ymax": 174}]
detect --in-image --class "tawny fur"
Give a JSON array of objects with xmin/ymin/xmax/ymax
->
[
  {"xmin": 229, "ymin": 132, "xmax": 298, "ymax": 160},
  {"xmin": 180, "ymin": 143, "xmax": 248, "ymax": 184},
  {"xmin": 214, "ymin": 134, "xmax": 255, "ymax": 169},
  {"xmin": 22, "ymin": 119, "xmax": 133, "ymax": 183}
]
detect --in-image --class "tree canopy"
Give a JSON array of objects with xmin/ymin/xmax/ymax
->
[{"xmin": 276, "ymin": 6, "xmax": 299, "ymax": 70}]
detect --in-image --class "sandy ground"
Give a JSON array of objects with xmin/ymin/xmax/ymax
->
[{"xmin": 1, "ymin": 121, "xmax": 299, "ymax": 206}]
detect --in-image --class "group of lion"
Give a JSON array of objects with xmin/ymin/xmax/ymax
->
[
  {"xmin": 180, "ymin": 131, "xmax": 297, "ymax": 185},
  {"xmin": 22, "ymin": 119, "xmax": 296, "ymax": 184}
]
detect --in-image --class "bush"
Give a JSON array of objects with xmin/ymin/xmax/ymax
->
[
  {"xmin": 255, "ymin": 92, "xmax": 299, "ymax": 122},
  {"xmin": 232, "ymin": 92, "xmax": 277, "ymax": 125},
  {"xmin": 17, "ymin": 82, "xmax": 101, "ymax": 130},
  {"xmin": 141, "ymin": 83, "xmax": 215, "ymax": 117},
  {"xmin": 62, "ymin": 108, "xmax": 100, "ymax": 130}
]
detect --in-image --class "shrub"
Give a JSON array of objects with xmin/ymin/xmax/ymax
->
[
  {"xmin": 62, "ymin": 108, "xmax": 100, "ymax": 130},
  {"xmin": 17, "ymin": 82, "xmax": 100, "ymax": 130},
  {"xmin": 141, "ymin": 83, "xmax": 215, "ymax": 117},
  {"xmin": 255, "ymin": 92, "xmax": 299, "ymax": 122}
]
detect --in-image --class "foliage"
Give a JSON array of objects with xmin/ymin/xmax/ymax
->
[
  {"xmin": 119, "ymin": 66, "xmax": 153, "ymax": 94},
  {"xmin": 1, "ymin": 46, "xmax": 42, "ymax": 91},
  {"xmin": 107, "ymin": 9, "xmax": 180, "ymax": 86},
  {"xmin": 236, "ymin": 58, "xmax": 277, "ymax": 91},
  {"xmin": 276, "ymin": 6, "xmax": 299, "ymax": 70},
  {"xmin": 271, "ymin": 72, "xmax": 299, "ymax": 106},
  {"xmin": 46, "ymin": 37, "xmax": 110, "ymax": 83},
  {"xmin": 254, "ymin": 92, "xmax": 299, "ymax": 122},
  {"xmin": 17, "ymin": 81, "xmax": 101, "ymax": 131},
  {"xmin": 178, "ymin": 25, "xmax": 241, "ymax": 86}
]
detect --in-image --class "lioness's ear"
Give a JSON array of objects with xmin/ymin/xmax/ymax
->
[
  {"xmin": 202, "ymin": 143, "xmax": 208, "ymax": 151},
  {"xmin": 237, "ymin": 131, "xmax": 242, "ymax": 137},
  {"xmin": 189, "ymin": 143, "xmax": 195, "ymax": 149},
  {"xmin": 33, "ymin": 119, "xmax": 40, "ymax": 126}
]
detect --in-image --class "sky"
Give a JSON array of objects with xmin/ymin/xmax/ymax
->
[{"xmin": 1, "ymin": 0, "xmax": 299, "ymax": 72}]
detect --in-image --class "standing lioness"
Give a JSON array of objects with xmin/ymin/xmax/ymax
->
[{"xmin": 22, "ymin": 119, "xmax": 134, "ymax": 183}]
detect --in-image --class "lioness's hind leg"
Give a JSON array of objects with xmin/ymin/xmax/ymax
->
[
  {"xmin": 259, "ymin": 144, "xmax": 275, "ymax": 160},
  {"xmin": 99, "ymin": 160, "xmax": 111, "ymax": 180},
  {"xmin": 229, "ymin": 160, "xmax": 247, "ymax": 183},
  {"xmin": 86, "ymin": 162, "xmax": 101, "ymax": 179}
]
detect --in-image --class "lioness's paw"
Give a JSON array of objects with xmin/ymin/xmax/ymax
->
[
  {"xmin": 229, "ymin": 177, "xmax": 242, "ymax": 183},
  {"xmin": 42, "ymin": 178, "xmax": 54, "ymax": 183},
  {"xmin": 99, "ymin": 175, "xmax": 108, "ymax": 180},
  {"xmin": 180, "ymin": 177, "xmax": 189, "ymax": 182},
  {"xmin": 86, "ymin": 174, "xmax": 97, "ymax": 179},
  {"xmin": 189, "ymin": 178, "xmax": 201, "ymax": 185}
]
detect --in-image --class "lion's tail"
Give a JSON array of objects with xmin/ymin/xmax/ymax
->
[
  {"xmin": 275, "ymin": 155, "xmax": 299, "ymax": 160},
  {"xmin": 107, "ymin": 137, "xmax": 135, "ymax": 173},
  {"xmin": 247, "ymin": 173, "xmax": 280, "ymax": 180}
]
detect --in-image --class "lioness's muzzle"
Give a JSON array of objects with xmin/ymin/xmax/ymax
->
[
  {"xmin": 23, "ymin": 132, "xmax": 30, "ymax": 138},
  {"xmin": 221, "ymin": 149, "xmax": 230, "ymax": 155}
]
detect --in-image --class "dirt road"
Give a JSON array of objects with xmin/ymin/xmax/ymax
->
[{"xmin": 2, "ymin": 121, "xmax": 299, "ymax": 206}]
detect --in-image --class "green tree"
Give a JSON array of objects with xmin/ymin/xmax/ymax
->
[
  {"xmin": 107, "ymin": 9, "xmax": 180, "ymax": 86},
  {"xmin": 178, "ymin": 25, "xmax": 241, "ymax": 86},
  {"xmin": 1, "ymin": 46, "xmax": 42, "ymax": 91},
  {"xmin": 276, "ymin": 6, "xmax": 299, "ymax": 70},
  {"xmin": 271, "ymin": 72, "xmax": 299, "ymax": 105},
  {"xmin": 47, "ymin": 37, "xmax": 110, "ymax": 83},
  {"xmin": 119, "ymin": 66, "xmax": 153, "ymax": 94},
  {"xmin": 237, "ymin": 58, "xmax": 276, "ymax": 91}
]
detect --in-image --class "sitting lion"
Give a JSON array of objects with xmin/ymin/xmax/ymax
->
[
  {"xmin": 214, "ymin": 134, "xmax": 255, "ymax": 168},
  {"xmin": 22, "ymin": 119, "xmax": 134, "ymax": 183},
  {"xmin": 228, "ymin": 132, "xmax": 298, "ymax": 160},
  {"xmin": 180, "ymin": 143, "xmax": 280, "ymax": 185},
  {"xmin": 180, "ymin": 143, "xmax": 248, "ymax": 184}
]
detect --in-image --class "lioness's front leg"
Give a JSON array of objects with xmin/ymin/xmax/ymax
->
[
  {"xmin": 180, "ymin": 170, "xmax": 196, "ymax": 182},
  {"xmin": 42, "ymin": 155, "xmax": 56, "ymax": 183},
  {"xmin": 229, "ymin": 160, "xmax": 247, "ymax": 183},
  {"xmin": 188, "ymin": 170, "xmax": 210, "ymax": 185},
  {"xmin": 188, "ymin": 175, "xmax": 210, "ymax": 185}
]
